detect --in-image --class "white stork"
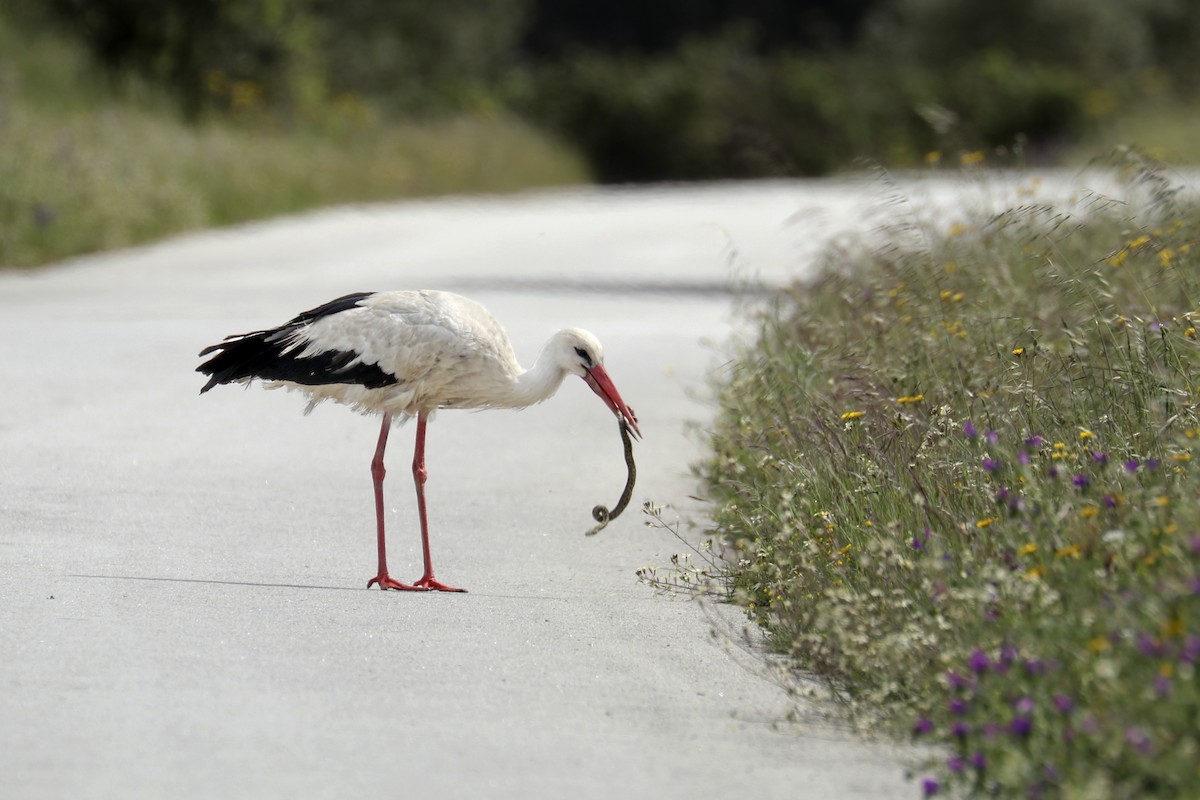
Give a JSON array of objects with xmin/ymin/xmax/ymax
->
[{"xmin": 197, "ymin": 289, "xmax": 641, "ymax": 593}]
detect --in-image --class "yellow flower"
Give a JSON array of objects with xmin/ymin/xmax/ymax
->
[
  {"xmin": 925, "ymin": 150, "xmax": 942, "ymax": 166},
  {"xmin": 1079, "ymin": 430, "xmax": 1093, "ymax": 440},
  {"xmin": 1018, "ymin": 542, "xmax": 1038, "ymax": 556},
  {"xmin": 1025, "ymin": 565, "xmax": 1046, "ymax": 580},
  {"xmin": 1172, "ymin": 453, "xmax": 1192, "ymax": 462},
  {"xmin": 897, "ymin": 394, "xmax": 925, "ymax": 404},
  {"xmin": 1159, "ymin": 248, "xmax": 1175, "ymax": 267},
  {"xmin": 1187, "ymin": 327, "xmax": 1196, "ymax": 339},
  {"xmin": 1056, "ymin": 543, "xmax": 1083, "ymax": 558},
  {"xmin": 1156, "ymin": 496, "xmax": 1171, "ymax": 507},
  {"xmin": 1012, "ymin": 347, "xmax": 1025, "ymax": 356},
  {"xmin": 1079, "ymin": 507, "xmax": 1099, "ymax": 520},
  {"xmin": 961, "ymin": 150, "xmax": 985, "ymax": 166},
  {"xmin": 976, "ymin": 517, "xmax": 996, "ymax": 528},
  {"xmin": 1128, "ymin": 234, "xmax": 1151, "ymax": 249},
  {"xmin": 841, "ymin": 411, "xmax": 864, "ymax": 421},
  {"xmin": 1109, "ymin": 249, "xmax": 1128, "ymax": 268},
  {"xmin": 1087, "ymin": 636, "xmax": 1111, "ymax": 653}
]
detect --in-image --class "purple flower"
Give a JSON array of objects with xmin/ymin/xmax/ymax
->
[
  {"xmin": 986, "ymin": 430, "xmax": 1000, "ymax": 445},
  {"xmin": 1180, "ymin": 635, "xmax": 1200, "ymax": 664},
  {"xmin": 964, "ymin": 421, "xmax": 978, "ymax": 438},
  {"xmin": 949, "ymin": 697, "xmax": 968, "ymax": 715},
  {"xmin": 999, "ymin": 645, "xmax": 1019, "ymax": 668},
  {"xmin": 1013, "ymin": 696, "xmax": 1036, "ymax": 715},
  {"xmin": 1125, "ymin": 726, "xmax": 1152, "ymax": 755},
  {"xmin": 1138, "ymin": 634, "xmax": 1166, "ymax": 657},
  {"xmin": 1011, "ymin": 716, "xmax": 1033, "ymax": 737},
  {"xmin": 913, "ymin": 717, "xmax": 933, "ymax": 735},
  {"xmin": 947, "ymin": 756, "xmax": 966, "ymax": 774},
  {"xmin": 1190, "ymin": 576, "xmax": 1200, "ymax": 596},
  {"xmin": 1073, "ymin": 474, "xmax": 1089, "ymax": 488},
  {"xmin": 982, "ymin": 722, "xmax": 1001, "ymax": 740},
  {"xmin": 1047, "ymin": 466, "xmax": 1060, "ymax": 479},
  {"xmin": 983, "ymin": 457, "xmax": 1001, "ymax": 472},
  {"xmin": 995, "ymin": 486, "xmax": 1012, "ymax": 502},
  {"xmin": 910, "ymin": 535, "xmax": 925, "ymax": 551},
  {"xmin": 1093, "ymin": 452, "xmax": 1108, "ymax": 464},
  {"xmin": 1189, "ymin": 534, "xmax": 1200, "ymax": 556},
  {"xmin": 1103, "ymin": 494, "xmax": 1118, "ymax": 508},
  {"xmin": 1154, "ymin": 674, "xmax": 1172, "ymax": 697},
  {"xmin": 1145, "ymin": 458, "xmax": 1160, "ymax": 470},
  {"xmin": 968, "ymin": 649, "xmax": 991, "ymax": 673},
  {"xmin": 1025, "ymin": 435, "xmax": 1044, "ymax": 448},
  {"xmin": 1150, "ymin": 321, "xmax": 1166, "ymax": 332},
  {"xmin": 946, "ymin": 670, "xmax": 972, "ymax": 690},
  {"xmin": 1125, "ymin": 458, "xmax": 1140, "ymax": 473},
  {"xmin": 1053, "ymin": 693, "xmax": 1074, "ymax": 714},
  {"xmin": 923, "ymin": 777, "xmax": 940, "ymax": 797},
  {"xmin": 1024, "ymin": 658, "xmax": 1048, "ymax": 676},
  {"xmin": 951, "ymin": 721, "xmax": 970, "ymax": 738},
  {"xmin": 970, "ymin": 752, "xmax": 987, "ymax": 770},
  {"xmin": 1018, "ymin": 451, "xmax": 1031, "ymax": 466}
]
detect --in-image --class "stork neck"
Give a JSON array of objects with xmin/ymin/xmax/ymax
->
[{"xmin": 512, "ymin": 343, "xmax": 569, "ymax": 406}]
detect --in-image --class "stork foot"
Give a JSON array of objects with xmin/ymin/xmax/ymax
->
[
  {"xmin": 413, "ymin": 575, "xmax": 467, "ymax": 593},
  {"xmin": 368, "ymin": 574, "xmax": 425, "ymax": 591}
]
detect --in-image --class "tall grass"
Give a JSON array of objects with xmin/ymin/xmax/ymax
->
[
  {"xmin": 699, "ymin": 157, "xmax": 1200, "ymax": 798},
  {"xmin": 0, "ymin": 13, "xmax": 587, "ymax": 268}
]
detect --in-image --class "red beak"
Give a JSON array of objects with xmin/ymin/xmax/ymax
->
[{"xmin": 582, "ymin": 364, "xmax": 641, "ymax": 440}]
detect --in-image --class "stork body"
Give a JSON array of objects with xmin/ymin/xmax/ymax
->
[{"xmin": 197, "ymin": 290, "xmax": 639, "ymax": 592}]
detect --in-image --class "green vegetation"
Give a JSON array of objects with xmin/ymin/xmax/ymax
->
[
  {"xmin": 0, "ymin": 9, "xmax": 586, "ymax": 267},
  {"xmin": 696, "ymin": 158, "xmax": 1200, "ymax": 797}
]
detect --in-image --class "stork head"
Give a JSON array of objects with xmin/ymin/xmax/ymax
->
[{"xmin": 556, "ymin": 328, "xmax": 641, "ymax": 439}]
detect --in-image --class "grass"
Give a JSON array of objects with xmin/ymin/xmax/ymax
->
[
  {"xmin": 688, "ymin": 155, "xmax": 1200, "ymax": 798},
  {"xmin": 0, "ymin": 13, "xmax": 587, "ymax": 268}
]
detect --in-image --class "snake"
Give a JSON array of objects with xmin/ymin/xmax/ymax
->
[{"xmin": 585, "ymin": 415, "xmax": 638, "ymax": 536}]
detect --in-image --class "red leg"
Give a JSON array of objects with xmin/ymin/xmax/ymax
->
[
  {"xmin": 410, "ymin": 413, "xmax": 466, "ymax": 592},
  {"xmin": 366, "ymin": 413, "xmax": 421, "ymax": 591}
]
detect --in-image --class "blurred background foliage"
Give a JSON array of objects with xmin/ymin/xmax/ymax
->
[{"xmin": 6, "ymin": 0, "xmax": 1200, "ymax": 182}]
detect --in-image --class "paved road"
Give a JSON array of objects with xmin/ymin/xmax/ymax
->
[{"xmin": 4, "ymin": 173, "xmax": 1129, "ymax": 799}]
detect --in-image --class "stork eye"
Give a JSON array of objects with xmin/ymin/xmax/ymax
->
[{"xmin": 573, "ymin": 346, "xmax": 593, "ymax": 366}]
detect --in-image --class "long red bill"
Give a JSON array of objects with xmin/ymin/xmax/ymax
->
[{"xmin": 582, "ymin": 365, "xmax": 642, "ymax": 440}]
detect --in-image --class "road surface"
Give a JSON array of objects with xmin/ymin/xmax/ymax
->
[{"xmin": 3, "ymin": 173, "xmax": 1132, "ymax": 798}]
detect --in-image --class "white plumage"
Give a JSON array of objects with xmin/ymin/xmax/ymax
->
[{"xmin": 198, "ymin": 289, "xmax": 640, "ymax": 593}]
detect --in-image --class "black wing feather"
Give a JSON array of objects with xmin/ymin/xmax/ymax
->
[{"xmin": 197, "ymin": 292, "xmax": 399, "ymax": 393}]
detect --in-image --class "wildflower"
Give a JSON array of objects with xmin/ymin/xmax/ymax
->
[
  {"xmin": 961, "ymin": 150, "xmax": 985, "ymax": 166},
  {"xmin": 1026, "ymin": 565, "xmax": 1046, "ymax": 579},
  {"xmin": 976, "ymin": 517, "xmax": 995, "ymax": 528},
  {"xmin": 1093, "ymin": 452, "xmax": 1108, "ymax": 464},
  {"xmin": 1013, "ymin": 696, "xmax": 1035, "ymax": 715},
  {"xmin": 922, "ymin": 777, "xmax": 940, "ymax": 797},
  {"xmin": 925, "ymin": 150, "xmax": 942, "ymax": 166},
  {"xmin": 1019, "ymin": 542, "xmax": 1038, "ymax": 556},
  {"xmin": 841, "ymin": 410, "xmax": 864, "ymax": 420},
  {"xmin": 947, "ymin": 756, "xmax": 966, "ymax": 774},
  {"xmin": 1053, "ymin": 694, "xmax": 1074, "ymax": 714},
  {"xmin": 1025, "ymin": 435, "xmax": 1044, "ymax": 448},
  {"xmin": 1053, "ymin": 442, "xmax": 1067, "ymax": 451},
  {"xmin": 1011, "ymin": 716, "xmax": 1033, "ymax": 737},
  {"xmin": 1159, "ymin": 248, "xmax": 1174, "ymax": 267},
  {"xmin": 946, "ymin": 671, "xmax": 972, "ymax": 690},
  {"xmin": 999, "ymin": 645, "xmax": 1018, "ymax": 668},
  {"xmin": 1047, "ymin": 466, "xmax": 1060, "ymax": 478},
  {"xmin": 982, "ymin": 457, "xmax": 1001, "ymax": 472},
  {"xmin": 1125, "ymin": 726, "xmax": 1152, "ymax": 755},
  {"xmin": 1103, "ymin": 494, "xmax": 1119, "ymax": 508},
  {"xmin": 1024, "ymin": 658, "xmax": 1047, "ymax": 675},
  {"xmin": 949, "ymin": 698, "xmax": 968, "ymax": 715},
  {"xmin": 1012, "ymin": 346, "xmax": 1025, "ymax": 356},
  {"xmin": 1190, "ymin": 534, "xmax": 1200, "ymax": 556},
  {"xmin": 913, "ymin": 717, "xmax": 934, "ymax": 735},
  {"xmin": 1018, "ymin": 451, "xmax": 1031, "ymax": 466},
  {"xmin": 970, "ymin": 752, "xmax": 987, "ymax": 770},
  {"xmin": 986, "ymin": 430, "xmax": 1000, "ymax": 445},
  {"xmin": 910, "ymin": 535, "xmax": 926, "ymax": 551},
  {"xmin": 968, "ymin": 649, "xmax": 990, "ymax": 673},
  {"xmin": 1146, "ymin": 458, "xmax": 1160, "ymax": 470},
  {"xmin": 1073, "ymin": 474, "xmax": 1089, "ymax": 489},
  {"xmin": 1079, "ymin": 507, "xmax": 1099, "ymax": 520},
  {"xmin": 964, "ymin": 420, "xmax": 978, "ymax": 438},
  {"xmin": 951, "ymin": 721, "xmax": 970, "ymax": 738},
  {"xmin": 1125, "ymin": 458, "xmax": 1140, "ymax": 473},
  {"xmin": 1137, "ymin": 634, "xmax": 1167, "ymax": 657},
  {"xmin": 1079, "ymin": 430, "xmax": 1093, "ymax": 440},
  {"xmin": 897, "ymin": 394, "xmax": 924, "ymax": 404},
  {"xmin": 1087, "ymin": 636, "xmax": 1110, "ymax": 653},
  {"xmin": 1057, "ymin": 543, "xmax": 1083, "ymax": 558},
  {"xmin": 1188, "ymin": 327, "xmax": 1197, "ymax": 339},
  {"xmin": 1154, "ymin": 674, "xmax": 1172, "ymax": 696}
]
